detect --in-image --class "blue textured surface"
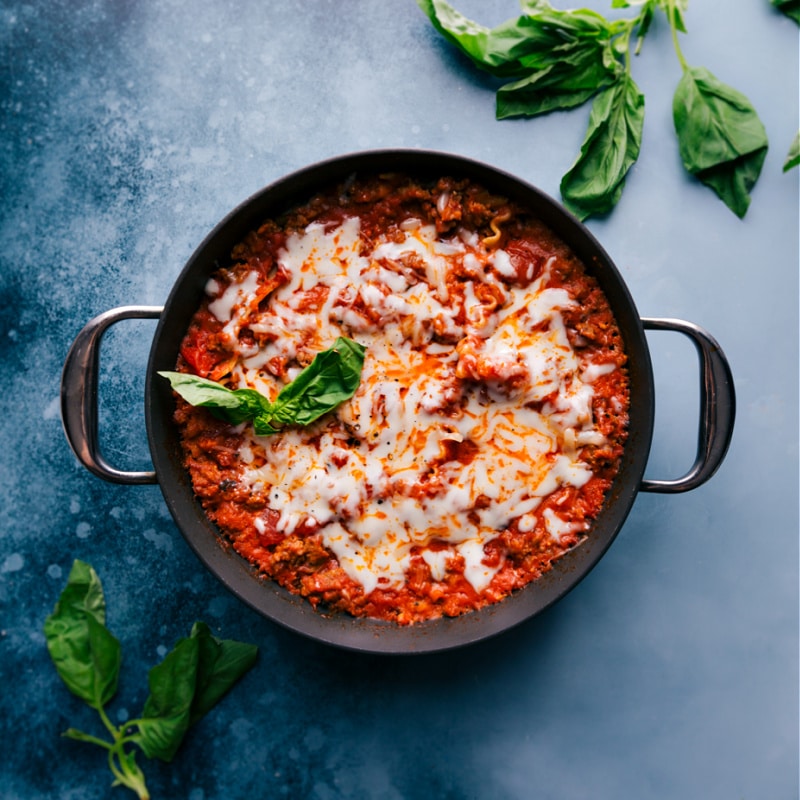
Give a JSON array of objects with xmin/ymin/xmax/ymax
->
[{"xmin": 1, "ymin": 1, "xmax": 798, "ymax": 798}]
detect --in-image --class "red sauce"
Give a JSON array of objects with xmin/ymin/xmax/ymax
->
[{"xmin": 171, "ymin": 174, "xmax": 630, "ymax": 625}]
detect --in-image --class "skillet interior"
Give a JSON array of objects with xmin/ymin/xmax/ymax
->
[{"xmin": 145, "ymin": 150, "xmax": 655, "ymax": 654}]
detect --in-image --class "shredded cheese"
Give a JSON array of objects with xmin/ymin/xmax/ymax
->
[{"xmin": 203, "ymin": 215, "xmax": 616, "ymax": 596}]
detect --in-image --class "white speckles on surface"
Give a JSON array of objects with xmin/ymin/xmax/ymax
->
[
  {"xmin": 142, "ymin": 528, "xmax": 173, "ymax": 552},
  {"xmin": 1, "ymin": 553, "xmax": 24, "ymax": 573},
  {"xmin": 205, "ymin": 595, "xmax": 229, "ymax": 620},
  {"xmin": 46, "ymin": 564, "xmax": 62, "ymax": 579},
  {"xmin": 42, "ymin": 396, "xmax": 60, "ymax": 421},
  {"xmin": 75, "ymin": 521, "xmax": 91, "ymax": 539}
]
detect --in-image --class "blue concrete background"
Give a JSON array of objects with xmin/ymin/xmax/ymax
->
[{"xmin": 1, "ymin": 1, "xmax": 797, "ymax": 798}]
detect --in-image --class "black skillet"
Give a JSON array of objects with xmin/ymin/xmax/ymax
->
[{"xmin": 61, "ymin": 150, "xmax": 735, "ymax": 654}]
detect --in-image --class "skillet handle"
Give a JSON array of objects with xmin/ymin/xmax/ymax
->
[
  {"xmin": 639, "ymin": 317, "xmax": 735, "ymax": 493},
  {"xmin": 61, "ymin": 306, "xmax": 163, "ymax": 485}
]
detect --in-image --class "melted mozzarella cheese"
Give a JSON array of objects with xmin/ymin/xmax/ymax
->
[{"xmin": 207, "ymin": 216, "xmax": 615, "ymax": 596}]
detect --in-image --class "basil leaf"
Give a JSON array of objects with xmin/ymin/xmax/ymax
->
[
  {"xmin": 417, "ymin": 0, "xmax": 619, "ymax": 79},
  {"xmin": 673, "ymin": 66, "xmax": 768, "ymax": 218},
  {"xmin": 519, "ymin": 0, "xmax": 621, "ymax": 37},
  {"xmin": 496, "ymin": 40, "xmax": 620, "ymax": 118},
  {"xmin": 132, "ymin": 623, "xmax": 258, "ymax": 762},
  {"xmin": 188, "ymin": 621, "xmax": 258, "ymax": 725},
  {"xmin": 560, "ymin": 74, "xmax": 645, "ymax": 220},
  {"xmin": 783, "ymin": 131, "xmax": 800, "ymax": 172},
  {"xmin": 160, "ymin": 336, "xmax": 365, "ymax": 435},
  {"xmin": 263, "ymin": 336, "xmax": 366, "ymax": 433},
  {"xmin": 135, "ymin": 636, "xmax": 200, "ymax": 762},
  {"xmin": 771, "ymin": 0, "xmax": 800, "ymax": 24},
  {"xmin": 416, "ymin": 0, "xmax": 555, "ymax": 77},
  {"xmin": 44, "ymin": 562, "xmax": 258, "ymax": 796},
  {"xmin": 43, "ymin": 560, "xmax": 121, "ymax": 710},
  {"xmin": 158, "ymin": 371, "xmax": 270, "ymax": 425}
]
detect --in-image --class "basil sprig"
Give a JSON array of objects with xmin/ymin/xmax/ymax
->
[
  {"xmin": 44, "ymin": 560, "xmax": 257, "ymax": 799},
  {"xmin": 417, "ymin": 0, "xmax": 771, "ymax": 219},
  {"xmin": 159, "ymin": 335, "xmax": 366, "ymax": 436}
]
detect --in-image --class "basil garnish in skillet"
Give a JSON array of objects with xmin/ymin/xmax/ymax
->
[{"xmin": 159, "ymin": 335, "xmax": 366, "ymax": 435}]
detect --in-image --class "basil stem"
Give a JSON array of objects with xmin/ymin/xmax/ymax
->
[{"xmin": 159, "ymin": 335, "xmax": 366, "ymax": 435}]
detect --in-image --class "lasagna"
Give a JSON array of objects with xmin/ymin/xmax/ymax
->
[{"xmin": 171, "ymin": 173, "xmax": 630, "ymax": 624}]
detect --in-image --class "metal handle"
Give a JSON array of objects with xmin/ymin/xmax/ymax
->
[
  {"xmin": 61, "ymin": 306, "xmax": 163, "ymax": 485},
  {"xmin": 640, "ymin": 317, "xmax": 735, "ymax": 493}
]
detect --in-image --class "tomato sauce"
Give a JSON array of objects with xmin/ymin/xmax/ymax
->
[{"xmin": 170, "ymin": 174, "xmax": 630, "ymax": 625}]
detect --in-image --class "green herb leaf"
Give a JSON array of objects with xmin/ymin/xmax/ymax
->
[
  {"xmin": 416, "ymin": 0, "xmax": 559, "ymax": 77},
  {"xmin": 419, "ymin": 0, "xmax": 772, "ymax": 220},
  {"xmin": 560, "ymin": 74, "xmax": 645, "ymax": 220},
  {"xmin": 132, "ymin": 623, "xmax": 258, "ymax": 762},
  {"xmin": 771, "ymin": 0, "xmax": 800, "ymax": 24},
  {"xmin": 495, "ymin": 0, "xmax": 628, "ymax": 119},
  {"xmin": 673, "ymin": 66, "xmax": 768, "ymax": 218},
  {"xmin": 157, "ymin": 371, "xmax": 270, "ymax": 425},
  {"xmin": 417, "ymin": 0, "xmax": 625, "ymax": 81},
  {"xmin": 135, "ymin": 636, "xmax": 200, "ymax": 762},
  {"xmin": 783, "ymin": 130, "xmax": 800, "ymax": 172},
  {"xmin": 519, "ymin": 0, "xmax": 622, "ymax": 37},
  {"xmin": 43, "ymin": 560, "xmax": 121, "ymax": 710},
  {"xmin": 496, "ymin": 39, "xmax": 620, "ymax": 119},
  {"xmin": 260, "ymin": 336, "xmax": 366, "ymax": 434},
  {"xmin": 629, "ymin": 1, "xmax": 656, "ymax": 54},
  {"xmin": 160, "ymin": 336, "xmax": 365, "ymax": 436},
  {"xmin": 188, "ymin": 622, "xmax": 259, "ymax": 725}
]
